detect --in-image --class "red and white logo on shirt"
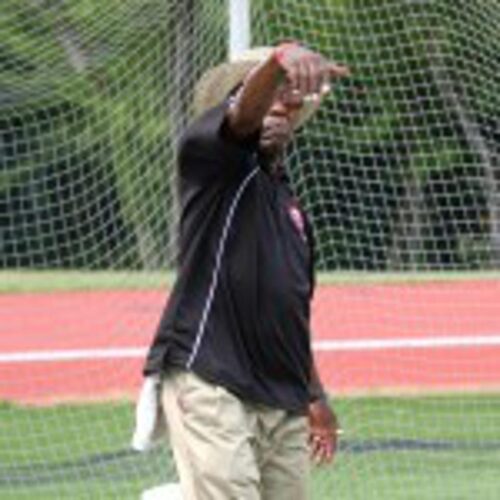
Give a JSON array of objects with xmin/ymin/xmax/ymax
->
[{"xmin": 288, "ymin": 202, "xmax": 307, "ymax": 241}]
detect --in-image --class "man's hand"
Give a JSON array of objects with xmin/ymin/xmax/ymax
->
[
  {"xmin": 308, "ymin": 399, "xmax": 341, "ymax": 465},
  {"xmin": 274, "ymin": 43, "xmax": 351, "ymax": 101}
]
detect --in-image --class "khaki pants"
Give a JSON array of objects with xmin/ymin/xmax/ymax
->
[{"xmin": 162, "ymin": 369, "xmax": 310, "ymax": 500}]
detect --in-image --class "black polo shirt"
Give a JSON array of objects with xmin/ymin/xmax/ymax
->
[{"xmin": 144, "ymin": 101, "xmax": 315, "ymax": 414}]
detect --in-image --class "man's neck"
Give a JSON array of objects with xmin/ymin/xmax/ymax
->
[{"xmin": 258, "ymin": 150, "xmax": 285, "ymax": 178}]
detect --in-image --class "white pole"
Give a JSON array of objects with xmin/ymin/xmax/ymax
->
[{"xmin": 229, "ymin": 0, "xmax": 251, "ymax": 60}]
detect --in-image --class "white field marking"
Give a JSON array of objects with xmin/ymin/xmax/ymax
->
[
  {"xmin": 0, "ymin": 347, "xmax": 147, "ymax": 363},
  {"xmin": 313, "ymin": 335, "xmax": 500, "ymax": 351},
  {"xmin": 2, "ymin": 335, "xmax": 500, "ymax": 364}
]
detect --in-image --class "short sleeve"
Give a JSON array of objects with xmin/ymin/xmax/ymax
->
[{"xmin": 178, "ymin": 100, "xmax": 259, "ymax": 183}]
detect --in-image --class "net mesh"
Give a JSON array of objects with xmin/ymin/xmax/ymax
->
[{"xmin": 1, "ymin": 0, "xmax": 500, "ymax": 498}]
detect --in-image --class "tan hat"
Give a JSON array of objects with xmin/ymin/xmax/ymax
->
[{"xmin": 192, "ymin": 47, "xmax": 320, "ymax": 128}]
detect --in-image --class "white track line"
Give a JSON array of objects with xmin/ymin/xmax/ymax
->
[
  {"xmin": 0, "ymin": 348, "xmax": 146, "ymax": 363},
  {"xmin": 314, "ymin": 335, "xmax": 500, "ymax": 351},
  {"xmin": 1, "ymin": 335, "xmax": 500, "ymax": 363}
]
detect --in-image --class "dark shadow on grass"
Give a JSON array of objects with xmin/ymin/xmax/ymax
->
[
  {"xmin": 1, "ymin": 440, "xmax": 500, "ymax": 487},
  {"xmin": 0, "ymin": 448, "xmax": 171, "ymax": 487},
  {"xmin": 341, "ymin": 439, "xmax": 500, "ymax": 454}
]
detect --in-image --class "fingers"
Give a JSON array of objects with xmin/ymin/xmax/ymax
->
[
  {"xmin": 309, "ymin": 433, "xmax": 336, "ymax": 465},
  {"xmin": 288, "ymin": 55, "xmax": 330, "ymax": 97},
  {"xmin": 328, "ymin": 62, "xmax": 351, "ymax": 79},
  {"xmin": 278, "ymin": 46, "xmax": 350, "ymax": 99},
  {"xmin": 309, "ymin": 426, "xmax": 343, "ymax": 465},
  {"xmin": 305, "ymin": 59, "xmax": 318, "ymax": 98}
]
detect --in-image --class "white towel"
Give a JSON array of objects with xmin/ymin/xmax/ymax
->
[{"xmin": 131, "ymin": 374, "xmax": 167, "ymax": 451}]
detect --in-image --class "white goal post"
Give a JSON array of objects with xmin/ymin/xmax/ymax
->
[{"xmin": 229, "ymin": 0, "xmax": 251, "ymax": 59}]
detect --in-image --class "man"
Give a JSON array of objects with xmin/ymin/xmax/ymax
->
[{"xmin": 136, "ymin": 42, "xmax": 350, "ymax": 499}]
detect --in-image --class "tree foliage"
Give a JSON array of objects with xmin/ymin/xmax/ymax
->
[
  {"xmin": 1, "ymin": 0, "xmax": 499, "ymax": 270},
  {"xmin": 254, "ymin": 0, "xmax": 500, "ymax": 270}
]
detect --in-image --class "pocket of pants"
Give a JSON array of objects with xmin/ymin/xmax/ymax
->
[{"xmin": 178, "ymin": 372, "xmax": 220, "ymax": 429}]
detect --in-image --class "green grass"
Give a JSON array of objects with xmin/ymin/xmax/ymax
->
[
  {"xmin": 1, "ymin": 394, "xmax": 499, "ymax": 499},
  {"xmin": 0, "ymin": 270, "xmax": 174, "ymax": 293},
  {"xmin": 1, "ymin": 270, "xmax": 500, "ymax": 293},
  {"xmin": 0, "ymin": 401, "xmax": 172, "ymax": 499}
]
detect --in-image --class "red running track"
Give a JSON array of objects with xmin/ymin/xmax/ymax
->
[{"xmin": 1, "ymin": 281, "xmax": 500, "ymax": 403}]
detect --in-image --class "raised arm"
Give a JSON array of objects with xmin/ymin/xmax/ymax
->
[{"xmin": 226, "ymin": 42, "xmax": 350, "ymax": 139}]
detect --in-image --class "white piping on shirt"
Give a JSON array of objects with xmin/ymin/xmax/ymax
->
[{"xmin": 186, "ymin": 166, "xmax": 259, "ymax": 369}]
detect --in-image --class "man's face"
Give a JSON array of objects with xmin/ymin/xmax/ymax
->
[{"xmin": 258, "ymin": 86, "xmax": 304, "ymax": 157}]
